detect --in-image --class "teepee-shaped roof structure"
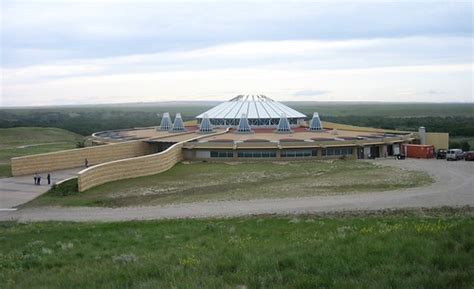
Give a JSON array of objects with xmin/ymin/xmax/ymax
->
[
  {"xmin": 171, "ymin": 113, "xmax": 185, "ymax": 132},
  {"xmin": 237, "ymin": 113, "xmax": 252, "ymax": 133},
  {"xmin": 309, "ymin": 112, "xmax": 323, "ymax": 131},
  {"xmin": 276, "ymin": 114, "xmax": 291, "ymax": 133},
  {"xmin": 199, "ymin": 114, "xmax": 213, "ymax": 133},
  {"xmin": 158, "ymin": 112, "xmax": 172, "ymax": 131},
  {"xmin": 196, "ymin": 95, "xmax": 306, "ymax": 128}
]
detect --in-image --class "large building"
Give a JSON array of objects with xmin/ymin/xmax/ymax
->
[
  {"xmin": 93, "ymin": 95, "xmax": 421, "ymax": 160},
  {"xmin": 10, "ymin": 95, "xmax": 449, "ymax": 192}
]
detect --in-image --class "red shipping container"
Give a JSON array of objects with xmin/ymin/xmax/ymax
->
[{"xmin": 402, "ymin": 144, "xmax": 434, "ymax": 159}]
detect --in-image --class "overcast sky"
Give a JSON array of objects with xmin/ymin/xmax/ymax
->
[{"xmin": 1, "ymin": 0, "xmax": 473, "ymax": 106}]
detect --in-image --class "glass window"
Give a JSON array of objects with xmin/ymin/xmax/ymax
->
[
  {"xmin": 211, "ymin": 151, "xmax": 233, "ymax": 158},
  {"xmin": 237, "ymin": 151, "xmax": 277, "ymax": 158},
  {"xmin": 324, "ymin": 147, "xmax": 353, "ymax": 156},
  {"xmin": 281, "ymin": 150, "xmax": 313, "ymax": 158}
]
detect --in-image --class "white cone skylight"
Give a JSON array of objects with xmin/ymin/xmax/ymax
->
[
  {"xmin": 199, "ymin": 114, "xmax": 213, "ymax": 133},
  {"xmin": 237, "ymin": 113, "xmax": 252, "ymax": 133},
  {"xmin": 309, "ymin": 112, "xmax": 323, "ymax": 131},
  {"xmin": 171, "ymin": 113, "xmax": 185, "ymax": 132},
  {"xmin": 276, "ymin": 114, "xmax": 291, "ymax": 133},
  {"xmin": 158, "ymin": 112, "xmax": 172, "ymax": 131}
]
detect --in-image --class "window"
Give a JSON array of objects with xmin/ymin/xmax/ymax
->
[
  {"xmin": 281, "ymin": 150, "xmax": 314, "ymax": 158},
  {"xmin": 210, "ymin": 151, "xmax": 234, "ymax": 158},
  {"xmin": 324, "ymin": 147, "xmax": 353, "ymax": 156},
  {"xmin": 237, "ymin": 151, "xmax": 277, "ymax": 158}
]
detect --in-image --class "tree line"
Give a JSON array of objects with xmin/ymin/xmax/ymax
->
[{"xmin": 1, "ymin": 109, "xmax": 473, "ymax": 137}]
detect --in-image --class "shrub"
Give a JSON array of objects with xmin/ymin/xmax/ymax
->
[{"xmin": 49, "ymin": 178, "xmax": 79, "ymax": 196}]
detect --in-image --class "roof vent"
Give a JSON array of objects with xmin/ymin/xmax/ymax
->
[
  {"xmin": 158, "ymin": 112, "xmax": 172, "ymax": 131},
  {"xmin": 236, "ymin": 113, "xmax": 252, "ymax": 133},
  {"xmin": 170, "ymin": 113, "xmax": 186, "ymax": 132},
  {"xmin": 276, "ymin": 114, "xmax": 292, "ymax": 133},
  {"xmin": 309, "ymin": 112, "xmax": 323, "ymax": 131},
  {"xmin": 199, "ymin": 114, "xmax": 213, "ymax": 133}
]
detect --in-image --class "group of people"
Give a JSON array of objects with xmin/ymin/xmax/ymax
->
[
  {"xmin": 31, "ymin": 158, "xmax": 90, "ymax": 186},
  {"xmin": 33, "ymin": 173, "xmax": 51, "ymax": 185}
]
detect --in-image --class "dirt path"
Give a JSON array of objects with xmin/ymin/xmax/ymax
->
[{"xmin": 0, "ymin": 159, "xmax": 472, "ymax": 222}]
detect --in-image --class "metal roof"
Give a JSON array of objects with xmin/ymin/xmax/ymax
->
[{"xmin": 196, "ymin": 95, "xmax": 307, "ymax": 119}]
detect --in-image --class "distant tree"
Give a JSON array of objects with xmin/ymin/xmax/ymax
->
[
  {"xmin": 460, "ymin": 141, "xmax": 471, "ymax": 152},
  {"xmin": 449, "ymin": 141, "xmax": 460, "ymax": 149}
]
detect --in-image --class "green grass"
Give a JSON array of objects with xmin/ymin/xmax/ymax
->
[
  {"xmin": 0, "ymin": 127, "xmax": 83, "ymax": 178},
  {"xmin": 0, "ymin": 207, "xmax": 472, "ymax": 289},
  {"xmin": 24, "ymin": 160, "xmax": 433, "ymax": 208}
]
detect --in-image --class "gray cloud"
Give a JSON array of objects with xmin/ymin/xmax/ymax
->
[{"xmin": 293, "ymin": 90, "xmax": 330, "ymax": 97}]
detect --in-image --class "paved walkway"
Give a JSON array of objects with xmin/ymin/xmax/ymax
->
[
  {"xmin": 0, "ymin": 159, "xmax": 472, "ymax": 222},
  {"xmin": 0, "ymin": 168, "xmax": 82, "ymax": 209}
]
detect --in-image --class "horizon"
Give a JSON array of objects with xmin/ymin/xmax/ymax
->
[
  {"xmin": 2, "ymin": 99, "xmax": 474, "ymax": 110},
  {"xmin": 1, "ymin": 1, "xmax": 473, "ymax": 106}
]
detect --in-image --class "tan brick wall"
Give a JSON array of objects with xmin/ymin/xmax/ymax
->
[
  {"xmin": 77, "ymin": 129, "xmax": 230, "ymax": 192},
  {"xmin": 78, "ymin": 143, "xmax": 183, "ymax": 192},
  {"xmin": 11, "ymin": 140, "xmax": 151, "ymax": 176}
]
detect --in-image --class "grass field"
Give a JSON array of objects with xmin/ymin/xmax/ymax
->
[
  {"xmin": 0, "ymin": 207, "xmax": 472, "ymax": 289},
  {"xmin": 0, "ymin": 127, "xmax": 83, "ymax": 178},
  {"xmin": 24, "ymin": 160, "xmax": 432, "ymax": 208}
]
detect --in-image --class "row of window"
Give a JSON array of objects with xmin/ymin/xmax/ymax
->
[
  {"xmin": 208, "ymin": 148, "xmax": 354, "ymax": 158},
  {"xmin": 210, "ymin": 151, "xmax": 234, "ymax": 158},
  {"xmin": 324, "ymin": 148, "xmax": 353, "ymax": 156},
  {"xmin": 281, "ymin": 150, "xmax": 317, "ymax": 158},
  {"xmin": 237, "ymin": 151, "xmax": 277, "ymax": 158}
]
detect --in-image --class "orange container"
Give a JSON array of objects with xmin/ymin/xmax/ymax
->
[{"xmin": 402, "ymin": 144, "xmax": 434, "ymax": 159}]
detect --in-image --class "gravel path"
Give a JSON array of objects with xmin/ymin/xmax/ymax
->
[{"xmin": 1, "ymin": 159, "xmax": 472, "ymax": 222}]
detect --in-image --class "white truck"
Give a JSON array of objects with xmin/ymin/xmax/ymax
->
[{"xmin": 446, "ymin": 149, "xmax": 464, "ymax": 161}]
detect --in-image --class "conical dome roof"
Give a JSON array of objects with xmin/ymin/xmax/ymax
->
[{"xmin": 196, "ymin": 95, "xmax": 306, "ymax": 127}]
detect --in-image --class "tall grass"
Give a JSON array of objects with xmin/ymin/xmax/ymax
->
[{"xmin": 0, "ymin": 207, "xmax": 472, "ymax": 289}]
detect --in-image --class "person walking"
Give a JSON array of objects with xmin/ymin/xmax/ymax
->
[
  {"xmin": 37, "ymin": 174, "xmax": 42, "ymax": 185},
  {"xmin": 34, "ymin": 173, "xmax": 38, "ymax": 185},
  {"xmin": 85, "ymin": 158, "xmax": 89, "ymax": 168},
  {"xmin": 47, "ymin": 173, "xmax": 51, "ymax": 185}
]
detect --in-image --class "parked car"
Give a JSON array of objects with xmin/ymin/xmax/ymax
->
[
  {"xmin": 464, "ymin": 151, "xmax": 474, "ymax": 161},
  {"xmin": 446, "ymin": 149, "xmax": 464, "ymax": 161},
  {"xmin": 395, "ymin": 154, "xmax": 405, "ymax": 160},
  {"xmin": 436, "ymin": 149, "xmax": 447, "ymax": 159}
]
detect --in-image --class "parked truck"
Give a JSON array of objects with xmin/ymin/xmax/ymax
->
[{"xmin": 402, "ymin": 144, "xmax": 435, "ymax": 159}]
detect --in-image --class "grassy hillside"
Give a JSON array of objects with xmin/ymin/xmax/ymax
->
[
  {"xmin": 0, "ymin": 127, "xmax": 83, "ymax": 178},
  {"xmin": 0, "ymin": 207, "xmax": 472, "ymax": 289},
  {"xmin": 24, "ymin": 160, "xmax": 432, "ymax": 208}
]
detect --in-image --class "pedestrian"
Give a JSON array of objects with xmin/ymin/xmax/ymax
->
[
  {"xmin": 47, "ymin": 173, "xmax": 51, "ymax": 185},
  {"xmin": 37, "ymin": 174, "xmax": 42, "ymax": 185},
  {"xmin": 34, "ymin": 173, "xmax": 38, "ymax": 185},
  {"xmin": 85, "ymin": 158, "xmax": 89, "ymax": 168}
]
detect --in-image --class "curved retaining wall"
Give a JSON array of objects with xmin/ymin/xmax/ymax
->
[
  {"xmin": 11, "ymin": 140, "xmax": 151, "ymax": 176},
  {"xmin": 78, "ymin": 143, "xmax": 183, "ymax": 192},
  {"xmin": 77, "ymin": 129, "xmax": 229, "ymax": 192}
]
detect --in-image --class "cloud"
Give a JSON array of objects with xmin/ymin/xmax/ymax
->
[
  {"xmin": 2, "ymin": 1, "xmax": 472, "ymax": 66},
  {"xmin": 1, "ymin": 36, "xmax": 473, "ymax": 106},
  {"xmin": 293, "ymin": 90, "xmax": 330, "ymax": 97}
]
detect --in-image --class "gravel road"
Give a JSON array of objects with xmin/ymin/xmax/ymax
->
[{"xmin": 1, "ymin": 159, "xmax": 472, "ymax": 222}]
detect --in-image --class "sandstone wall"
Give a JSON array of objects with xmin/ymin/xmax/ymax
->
[
  {"xmin": 78, "ymin": 143, "xmax": 183, "ymax": 192},
  {"xmin": 77, "ymin": 129, "xmax": 229, "ymax": 192},
  {"xmin": 11, "ymin": 141, "xmax": 151, "ymax": 176}
]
